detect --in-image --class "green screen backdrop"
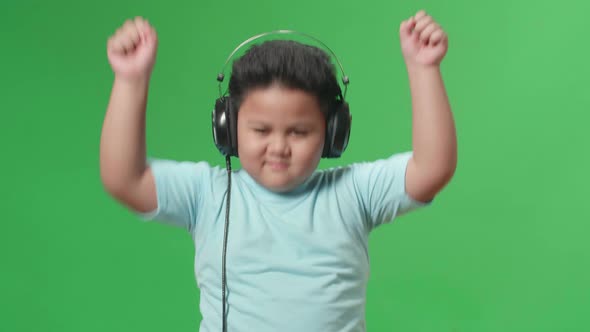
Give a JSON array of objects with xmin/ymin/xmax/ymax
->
[{"xmin": 2, "ymin": 0, "xmax": 589, "ymax": 331}]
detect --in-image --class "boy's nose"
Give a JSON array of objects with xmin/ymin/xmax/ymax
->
[{"xmin": 268, "ymin": 135, "xmax": 290, "ymax": 156}]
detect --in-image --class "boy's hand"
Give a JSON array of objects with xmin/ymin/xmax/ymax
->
[
  {"xmin": 399, "ymin": 10, "xmax": 448, "ymax": 68},
  {"xmin": 107, "ymin": 17, "xmax": 158, "ymax": 82}
]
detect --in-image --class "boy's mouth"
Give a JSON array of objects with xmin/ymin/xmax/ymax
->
[{"xmin": 265, "ymin": 160, "xmax": 289, "ymax": 171}]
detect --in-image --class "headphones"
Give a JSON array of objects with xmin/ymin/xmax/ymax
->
[{"xmin": 212, "ymin": 30, "xmax": 352, "ymax": 159}]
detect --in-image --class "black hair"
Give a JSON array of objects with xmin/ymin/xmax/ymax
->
[{"xmin": 228, "ymin": 39, "xmax": 343, "ymax": 117}]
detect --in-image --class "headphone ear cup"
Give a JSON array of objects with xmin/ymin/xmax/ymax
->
[
  {"xmin": 212, "ymin": 97, "xmax": 239, "ymax": 157},
  {"xmin": 323, "ymin": 102, "xmax": 352, "ymax": 158}
]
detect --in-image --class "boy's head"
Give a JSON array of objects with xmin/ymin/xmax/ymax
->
[
  {"xmin": 228, "ymin": 40, "xmax": 343, "ymax": 119},
  {"xmin": 227, "ymin": 40, "xmax": 343, "ymax": 193}
]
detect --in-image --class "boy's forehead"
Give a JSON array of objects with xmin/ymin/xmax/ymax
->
[
  {"xmin": 241, "ymin": 84, "xmax": 317, "ymax": 102},
  {"xmin": 238, "ymin": 86, "xmax": 324, "ymax": 118},
  {"xmin": 241, "ymin": 107, "xmax": 323, "ymax": 123}
]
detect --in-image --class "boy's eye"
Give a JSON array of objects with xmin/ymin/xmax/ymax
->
[
  {"xmin": 253, "ymin": 128, "xmax": 268, "ymax": 134},
  {"xmin": 291, "ymin": 130, "xmax": 308, "ymax": 136}
]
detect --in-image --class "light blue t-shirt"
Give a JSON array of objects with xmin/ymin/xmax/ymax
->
[{"xmin": 138, "ymin": 151, "xmax": 429, "ymax": 332}]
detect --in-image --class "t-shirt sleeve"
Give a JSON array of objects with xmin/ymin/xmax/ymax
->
[
  {"xmin": 350, "ymin": 151, "xmax": 431, "ymax": 230},
  {"xmin": 135, "ymin": 158, "xmax": 212, "ymax": 232}
]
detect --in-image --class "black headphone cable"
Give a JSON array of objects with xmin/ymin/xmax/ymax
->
[{"xmin": 222, "ymin": 155, "xmax": 231, "ymax": 332}]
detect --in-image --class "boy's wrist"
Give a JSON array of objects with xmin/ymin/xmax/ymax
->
[
  {"xmin": 405, "ymin": 63, "xmax": 441, "ymax": 76},
  {"xmin": 113, "ymin": 75, "xmax": 151, "ymax": 89}
]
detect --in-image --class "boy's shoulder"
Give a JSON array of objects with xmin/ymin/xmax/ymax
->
[
  {"xmin": 148, "ymin": 157, "xmax": 223, "ymax": 171},
  {"xmin": 318, "ymin": 151, "xmax": 413, "ymax": 174},
  {"xmin": 147, "ymin": 157, "xmax": 230, "ymax": 185}
]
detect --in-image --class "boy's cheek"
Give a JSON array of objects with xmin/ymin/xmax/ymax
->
[{"xmin": 238, "ymin": 136, "xmax": 265, "ymax": 156}]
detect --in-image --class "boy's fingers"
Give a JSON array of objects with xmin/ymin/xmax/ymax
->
[
  {"xmin": 108, "ymin": 35, "xmax": 125, "ymax": 55},
  {"xmin": 429, "ymin": 29, "xmax": 446, "ymax": 45},
  {"xmin": 134, "ymin": 16, "xmax": 149, "ymax": 41},
  {"xmin": 120, "ymin": 18, "xmax": 146, "ymax": 53},
  {"xmin": 140, "ymin": 18, "xmax": 157, "ymax": 43},
  {"xmin": 419, "ymin": 23, "xmax": 439, "ymax": 43},
  {"xmin": 107, "ymin": 17, "xmax": 155, "ymax": 56},
  {"xmin": 414, "ymin": 10, "xmax": 427, "ymax": 20},
  {"xmin": 400, "ymin": 18, "xmax": 416, "ymax": 37},
  {"xmin": 147, "ymin": 21, "xmax": 157, "ymax": 41},
  {"xmin": 128, "ymin": 21, "xmax": 141, "ymax": 47},
  {"xmin": 414, "ymin": 15, "xmax": 433, "ymax": 35},
  {"xmin": 118, "ymin": 34, "xmax": 135, "ymax": 54}
]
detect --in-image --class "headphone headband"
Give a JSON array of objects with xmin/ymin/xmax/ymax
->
[{"xmin": 216, "ymin": 29, "xmax": 350, "ymax": 99}]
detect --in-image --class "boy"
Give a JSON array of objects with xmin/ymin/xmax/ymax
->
[{"xmin": 100, "ymin": 10, "xmax": 456, "ymax": 332}]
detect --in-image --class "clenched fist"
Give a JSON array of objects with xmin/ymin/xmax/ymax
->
[
  {"xmin": 400, "ymin": 10, "xmax": 448, "ymax": 67},
  {"xmin": 107, "ymin": 17, "xmax": 158, "ymax": 81}
]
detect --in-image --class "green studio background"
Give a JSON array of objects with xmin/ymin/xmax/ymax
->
[{"xmin": 1, "ymin": 0, "xmax": 589, "ymax": 331}]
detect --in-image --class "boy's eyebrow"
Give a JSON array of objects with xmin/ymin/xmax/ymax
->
[
  {"xmin": 246, "ymin": 120, "xmax": 316, "ymax": 127},
  {"xmin": 245, "ymin": 119, "xmax": 267, "ymax": 124}
]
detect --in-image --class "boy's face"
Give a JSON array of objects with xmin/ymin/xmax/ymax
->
[{"xmin": 237, "ymin": 84, "xmax": 325, "ymax": 193}]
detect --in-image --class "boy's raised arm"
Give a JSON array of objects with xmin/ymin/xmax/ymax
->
[
  {"xmin": 100, "ymin": 17, "xmax": 159, "ymax": 213},
  {"xmin": 399, "ymin": 10, "xmax": 458, "ymax": 203}
]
